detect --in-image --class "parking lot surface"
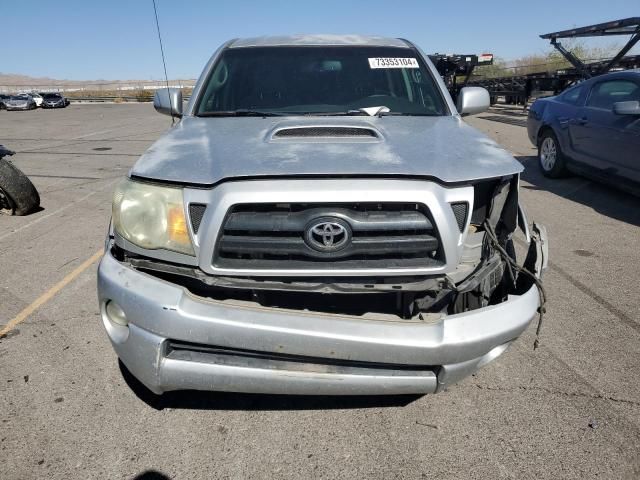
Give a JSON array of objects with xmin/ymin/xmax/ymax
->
[{"xmin": 1, "ymin": 104, "xmax": 639, "ymax": 480}]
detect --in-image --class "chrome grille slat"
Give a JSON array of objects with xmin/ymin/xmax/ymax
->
[
  {"xmin": 213, "ymin": 202, "xmax": 444, "ymax": 270},
  {"xmin": 219, "ymin": 234, "xmax": 438, "ymax": 259},
  {"xmin": 224, "ymin": 208, "xmax": 432, "ymax": 232}
]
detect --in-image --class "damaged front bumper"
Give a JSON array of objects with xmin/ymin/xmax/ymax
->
[{"xmin": 97, "ymin": 224, "xmax": 547, "ymax": 396}]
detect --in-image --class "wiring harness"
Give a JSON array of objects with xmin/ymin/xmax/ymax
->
[{"xmin": 483, "ymin": 220, "xmax": 547, "ymax": 349}]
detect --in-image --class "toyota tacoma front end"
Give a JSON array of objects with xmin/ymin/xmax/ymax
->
[{"xmin": 97, "ymin": 35, "xmax": 547, "ymax": 395}]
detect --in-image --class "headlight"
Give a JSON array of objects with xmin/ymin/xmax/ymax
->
[{"xmin": 112, "ymin": 178, "xmax": 194, "ymax": 256}]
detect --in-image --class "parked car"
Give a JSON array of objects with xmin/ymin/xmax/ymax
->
[
  {"xmin": 528, "ymin": 70, "xmax": 640, "ymax": 194},
  {"xmin": 0, "ymin": 94, "xmax": 10, "ymax": 110},
  {"xmin": 4, "ymin": 94, "xmax": 37, "ymax": 111},
  {"xmin": 98, "ymin": 35, "xmax": 547, "ymax": 396},
  {"xmin": 28, "ymin": 92, "xmax": 43, "ymax": 107},
  {"xmin": 41, "ymin": 93, "xmax": 70, "ymax": 108}
]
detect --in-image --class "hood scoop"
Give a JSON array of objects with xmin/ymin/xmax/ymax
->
[{"xmin": 272, "ymin": 126, "xmax": 380, "ymax": 140}]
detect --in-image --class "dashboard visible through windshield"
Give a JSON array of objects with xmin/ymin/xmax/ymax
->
[{"xmin": 195, "ymin": 46, "xmax": 447, "ymax": 116}]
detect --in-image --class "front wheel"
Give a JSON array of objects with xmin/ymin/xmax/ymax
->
[
  {"xmin": 538, "ymin": 130, "xmax": 568, "ymax": 178},
  {"xmin": 0, "ymin": 159, "xmax": 40, "ymax": 215}
]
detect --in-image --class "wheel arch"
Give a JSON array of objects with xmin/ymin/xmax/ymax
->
[{"xmin": 536, "ymin": 124, "xmax": 555, "ymax": 146}]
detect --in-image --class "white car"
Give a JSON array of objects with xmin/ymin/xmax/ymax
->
[{"xmin": 28, "ymin": 93, "xmax": 43, "ymax": 107}]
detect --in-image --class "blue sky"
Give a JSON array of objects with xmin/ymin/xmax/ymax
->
[{"xmin": 3, "ymin": 0, "xmax": 639, "ymax": 80}]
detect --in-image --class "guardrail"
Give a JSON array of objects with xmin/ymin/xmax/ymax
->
[{"xmin": 69, "ymin": 95, "xmax": 192, "ymax": 103}]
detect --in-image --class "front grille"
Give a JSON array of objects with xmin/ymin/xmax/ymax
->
[{"xmin": 213, "ymin": 203, "xmax": 444, "ymax": 270}]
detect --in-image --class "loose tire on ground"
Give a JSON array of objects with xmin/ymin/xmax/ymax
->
[
  {"xmin": 0, "ymin": 159, "xmax": 40, "ymax": 215},
  {"xmin": 538, "ymin": 129, "xmax": 568, "ymax": 178}
]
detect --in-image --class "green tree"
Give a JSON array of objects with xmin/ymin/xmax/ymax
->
[{"xmin": 473, "ymin": 41, "xmax": 622, "ymax": 79}]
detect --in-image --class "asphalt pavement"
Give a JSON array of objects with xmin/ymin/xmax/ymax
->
[{"xmin": 0, "ymin": 104, "xmax": 638, "ymax": 479}]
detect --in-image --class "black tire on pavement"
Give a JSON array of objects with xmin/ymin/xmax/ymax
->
[
  {"xmin": 538, "ymin": 129, "xmax": 568, "ymax": 178},
  {"xmin": 0, "ymin": 159, "xmax": 40, "ymax": 215}
]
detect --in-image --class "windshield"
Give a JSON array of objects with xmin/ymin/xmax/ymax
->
[
  {"xmin": 196, "ymin": 46, "xmax": 447, "ymax": 116},
  {"xmin": 10, "ymin": 95, "xmax": 28, "ymax": 100},
  {"xmin": 43, "ymin": 94, "xmax": 61, "ymax": 99}
]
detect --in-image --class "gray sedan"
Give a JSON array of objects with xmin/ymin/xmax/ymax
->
[
  {"xmin": 4, "ymin": 94, "xmax": 37, "ymax": 111},
  {"xmin": 527, "ymin": 70, "xmax": 640, "ymax": 194}
]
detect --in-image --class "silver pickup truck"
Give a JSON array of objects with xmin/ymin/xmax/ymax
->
[{"xmin": 97, "ymin": 35, "xmax": 547, "ymax": 396}]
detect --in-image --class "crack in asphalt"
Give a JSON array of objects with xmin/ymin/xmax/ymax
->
[
  {"xmin": 16, "ymin": 151, "xmax": 140, "ymax": 157},
  {"xmin": 467, "ymin": 383, "xmax": 640, "ymax": 407},
  {"xmin": 39, "ymin": 174, "xmax": 123, "ymax": 194},
  {"xmin": 0, "ymin": 178, "xmax": 119, "ymax": 243},
  {"xmin": 548, "ymin": 259, "xmax": 640, "ymax": 335},
  {"xmin": 514, "ymin": 237, "xmax": 639, "ymax": 335}
]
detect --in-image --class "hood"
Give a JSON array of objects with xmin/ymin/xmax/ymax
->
[{"xmin": 131, "ymin": 115, "xmax": 523, "ymax": 185}]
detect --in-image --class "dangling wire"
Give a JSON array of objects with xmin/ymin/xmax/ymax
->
[
  {"xmin": 152, "ymin": 0, "xmax": 174, "ymax": 125},
  {"xmin": 483, "ymin": 220, "xmax": 547, "ymax": 349}
]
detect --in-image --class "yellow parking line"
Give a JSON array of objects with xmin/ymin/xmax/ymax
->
[{"xmin": 0, "ymin": 249, "xmax": 103, "ymax": 338}]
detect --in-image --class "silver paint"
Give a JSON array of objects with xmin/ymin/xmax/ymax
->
[
  {"xmin": 134, "ymin": 35, "xmax": 520, "ymax": 186},
  {"xmin": 228, "ymin": 34, "xmax": 411, "ymax": 49},
  {"xmin": 456, "ymin": 87, "xmax": 491, "ymax": 116},
  {"xmin": 99, "ymin": 35, "xmax": 548, "ymax": 395},
  {"xmin": 153, "ymin": 88, "xmax": 183, "ymax": 117},
  {"xmin": 98, "ymin": 225, "xmax": 546, "ymax": 395},
  {"xmin": 131, "ymin": 115, "xmax": 523, "ymax": 185},
  {"xmin": 113, "ymin": 178, "xmax": 474, "ymax": 277}
]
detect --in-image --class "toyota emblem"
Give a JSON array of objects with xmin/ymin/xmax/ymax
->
[{"xmin": 304, "ymin": 218, "xmax": 351, "ymax": 252}]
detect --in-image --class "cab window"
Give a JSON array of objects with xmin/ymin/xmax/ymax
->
[
  {"xmin": 559, "ymin": 85, "xmax": 584, "ymax": 105},
  {"xmin": 586, "ymin": 80, "xmax": 639, "ymax": 110}
]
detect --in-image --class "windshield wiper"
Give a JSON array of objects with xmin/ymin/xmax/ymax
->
[
  {"xmin": 197, "ymin": 109, "xmax": 284, "ymax": 117},
  {"xmin": 301, "ymin": 107, "xmax": 438, "ymax": 117},
  {"xmin": 308, "ymin": 107, "xmax": 392, "ymax": 117},
  {"xmin": 289, "ymin": 110, "xmax": 369, "ymax": 116},
  {"xmin": 197, "ymin": 109, "xmax": 440, "ymax": 118},
  {"xmin": 378, "ymin": 112, "xmax": 440, "ymax": 116}
]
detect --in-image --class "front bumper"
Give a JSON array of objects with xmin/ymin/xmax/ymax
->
[
  {"xmin": 6, "ymin": 105, "xmax": 29, "ymax": 111},
  {"xmin": 98, "ymin": 226, "xmax": 547, "ymax": 395}
]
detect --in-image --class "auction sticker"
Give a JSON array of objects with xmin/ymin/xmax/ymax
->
[{"xmin": 368, "ymin": 57, "xmax": 419, "ymax": 69}]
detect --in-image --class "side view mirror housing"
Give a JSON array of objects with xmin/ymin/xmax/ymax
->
[
  {"xmin": 457, "ymin": 87, "xmax": 490, "ymax": 116},
  {"xmin": 153, "ymin": 88, "xmax": 183, "ymax": 117},
  {"xmin": 613, "ymin": 100, "xmax": 640, "ymax": 116}
]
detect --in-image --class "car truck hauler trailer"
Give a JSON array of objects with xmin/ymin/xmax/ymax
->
[{"xmin": 432, "ymin": 18, "xmax": 640, "ymax": 106}]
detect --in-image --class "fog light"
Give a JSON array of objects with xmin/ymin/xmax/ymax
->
[{"xmin": 106, "ymin": 301, "xmax": 128, "ymax": 326}]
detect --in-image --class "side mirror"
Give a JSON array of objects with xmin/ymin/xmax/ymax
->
[
  {"xmin": 457, "ymin": 87, "xmax": 490, "ymax": 116},
  {"xmin": 613, "ymin": 100, "xmax": 640, "ymax": 116},
  {"xmin": 153, "ymin": 88, "xmax": 183, "ymax": 117}
]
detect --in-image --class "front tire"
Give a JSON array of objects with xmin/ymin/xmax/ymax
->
[
  {"xmin": 0, "ymin": 159, "xmax": 40, "ymax": 215},
  {"xmin": 538, "ymin": 130, "xmax": 568, "ymax": 178}
]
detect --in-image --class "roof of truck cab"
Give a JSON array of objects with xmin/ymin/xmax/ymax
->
[{"xmin": 228, "ymin": 35, "xmax": 411, "ymax": 48}]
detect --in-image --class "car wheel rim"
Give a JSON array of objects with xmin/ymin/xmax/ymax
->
[{"xmin": 540, "ymin": 137, "xmax": 557, "ymax": 171}]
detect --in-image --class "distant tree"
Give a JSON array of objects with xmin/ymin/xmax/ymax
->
[
  {"xmin": 476, "ymin": 56, "xmax": 510, "ymax": 78},
  {"xmin": 473, "ymin": 41, "xmax": 622, "ymax": 78}
]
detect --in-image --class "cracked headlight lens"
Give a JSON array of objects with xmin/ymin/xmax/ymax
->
[{"xmin": 112, "ymin": 178, "xmax": 194, "ymax": 256}]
